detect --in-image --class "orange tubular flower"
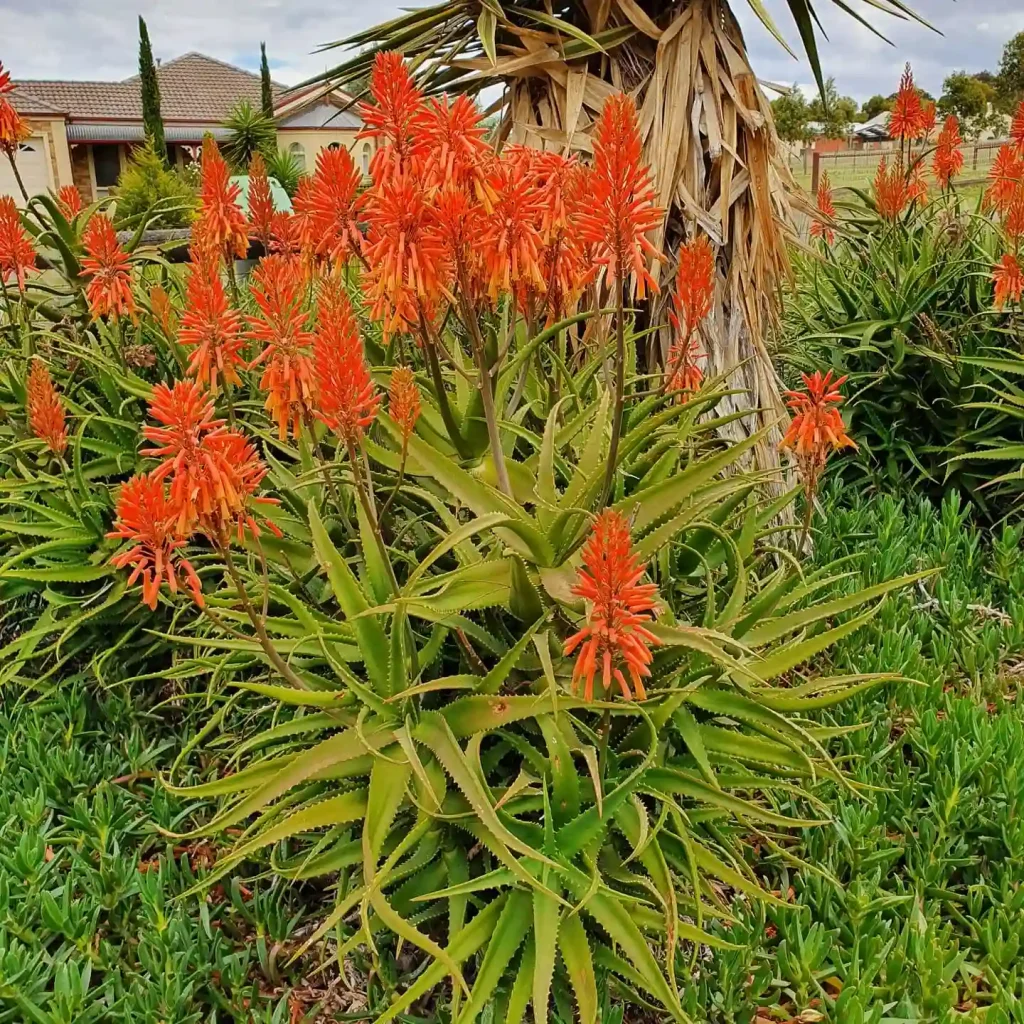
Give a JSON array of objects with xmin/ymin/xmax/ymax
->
[
  {"xmin": 150, "ymin": 284, "xmax": 178, "ymax": 338},
  {"xmin": 0, "ymin": 194, "xmax": 35, "ymax": 290},
  {"xmin": 577, "ymin": 93, "xmax": 664, "ymax": 298},
  {"xmin": 26, "ymin": 358, "xmax": 67, "ymax": 455},
  {"xmin": 178, "ymin": 254, "xmax": 245, "ymax": 391},
  {"xmin": 809, "ymin": 171, "xmax": 837, "ymax": 245},
  {"xmin": 56, "ymin": 184, "xmax": 83, "ymax": 219},
  {"xmin": 665, "ymin": 337, "xmax": 704, "ymax": 398},
  {"xmin": 1011, "ymin": 101, "xmax": 1024, "ymax": 153},
  {"xmin": 307, "ymin": 145, "xmax": 364, "ymax": 265},
  {"xmin": 195, "ymin": 138, "xmax": 249, "ymax": 260},
  {"xmin": 563, "ymin": 510, "xmax": 661, "ymax": 702},
  {"xmin": 780, "ymin": 370, "xmax": 856, "ymax": 474},
  {"xmin": 107, "ymin": 473, "xmax": 204, "ymax": 610},
  {"xmin": 269, "ymin": 211, "xmax": 304, "ymax": 259},
  {"xmin": 80, "ymin": 213, "xmax": 136, "ymax": 320},
  {"xmin": 362, "ymin": 171, "xmax": 446, "ymax": 339},
  {"xmin": 986, "ymin": 146, "xmax": 1024, "ymax": 213},
  {"xmin": 873, "ymin": 157, "xmax": 911, "ymax": 221},
  {"xmin": 246, "ymin": 255, "xmax": 316, "ymax": 439},
  {"xmin": 908, "ymin": 159, "xmax": 928, "ymax": 208},
  {"xmin": 142, "ymin": 379, "xmax": 279, "ymax": 543},
  {"xmin": 388, "ymin": 364, "xmax": 421, "ymax": 443},
  {"xmin": 313, "ymin": 278, "xmax": 380, "ymax": 444},
  {"xmin": 933, "ymin": 116, "xmax": 964, "ymax": 188},
  {"xmin": 420, "ymin": 93, "xmax": 492, "ymax": 193},
  {"xmin": 358, "ymin": 51, "xmax": 427, "ymax": 180},
  {"xmin": 888, "ymin": 64, "xmax": 928, "ymax": 142},
  {"xmin": 669, "ymin": 236, "xmax": 714, "ymax": 342},
  {"xmin": 479, "ymin": 152, "xmax": 546, "ymax": 306},
  {"xmin": 0, "ymin": 62, "xmax": 29, "ymax": 157},
  {"xmin": 993, "ymin": 253, "xmax": 1024, "ymax": 310},
  {"xmin": 428, "ymin": 184, "xmax": 486, "ymax": 305},
  {"xmin": 247, "ymin": 152, "xmax": 274, "ymax": 251}
]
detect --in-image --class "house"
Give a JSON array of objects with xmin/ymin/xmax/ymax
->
[{"xmin": 2, "ymin": 52, "xmax": 370, "ymax": 203}]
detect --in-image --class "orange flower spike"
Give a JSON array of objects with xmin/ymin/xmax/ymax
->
[
  {"xmin": 809, "ymin": 171, "xmax": 837, "ymax": 245},
  {"xmin": 888, "ymin": 64, "xmax": 927, "ymax": 142},
  {"xmin": 933, "ymin": 116, "xmax": 964, "ymax": 188},
  {"xmin": 362, "ymin": 171, "xmax": 446, "ymax": 338},
  {"xmin": 669, "ymin": 236, "xmax": 715, "ymax": 341},
  {"xmin": 563, "ymin": 510, "xmax": 662, "ymax": 702},
  {"xmin": 0, "ymin": 62, "xmax": 29, "ymax": 156},
  {"xmin": 269, "ymin": 211, "xmax": 304, "ymax": 259},
  {"xmin": 985, "ymin": 146, "xmax": 1024, "ymax": 213},
  {"xmin": 107, "ymin": 473, "xmax": 204, "ymax": 610},
  {"xmin": 149, "ymin": 284, "xmax": 178, "ymax": 338},
  {"xmin": 358, "ymin": 51, "xmax": 428, "ymax": 180},
  {"xmin": 420, "ymin": 93, "xmax": 492, "ymax": 192},
  {"xmin": 919, "ymin": 100, "xmax": 937, "ymax": 138},
  {"xmin": 308, "ymin": 145, "xmax": 364, "ymax": 265},
  {"xmin": 56, "ymin": 184, "xmax": 83, "ymax": 219},
  {"xmin": 388, "ymin": 364, "xmax": 421, "ymax": 442},
  {"xmin": 246, "ymin": 255, "xmax": 316, "ymax": 439},
  {"xmin": 0, "ymin": 195, "xmax": 35, "ymax": 291},
  {"xmin": 26, "ymin": 358, "xmax": 67, "ymax": 455},
  {"xmin": 873, "ymin": 157, "xmax": 911, "ymax": 222},
  {"xmin": 312, "ymin": 277, "xmax": 381, "ymax": 443},
  {"xmin": 479, "ymin": 151, "xmax": 547, "ymax": 306},
  {"xmin": 993, "ymin": 253, "xmax": 1024, "ymax": 310},
  {"xmin": 247, "ymin": 152, "xmax": 275, "ymax": 251},
  {"xmin": 908, "ymin": 160, "xmax": 928, "ymax": 208},
  {"xmin": 1011, "ymin": 100, "xmax": 1024, "ymax": 153},
  {"xmin": 428, "ymin": 184, "xmax": 487, "ymax": 303},
  {"xmin": 179, "ymin": 257, "xmax": 245, "ymax": 391},
  {"xmin": 665, "ymin": 337, "xmax": 704, "ymax": 399},
  {"xmin": 196, "ymin": 137, "xmax": 249, "ymax": 260},
  {"xmin": 1005, "ymin": 190, "xmax": 1024, "ymax": 241},
  {"xmin": 80, "ymin": 213, "xmax": 136, "ymax": 320},
  {"xmin": 780, "ymin": 370, "xmax": 857, "ymax": 468},
  {"xmin": 577, "ymin": 93, "xmax": 664, "ymax": 298},
  {"xmin": 142, "ymin": 379, "xmax": 225, "ymax": 535},
  {"xmin": 198, "ymin": 430, "xmax": 281, "ymax": 544}
]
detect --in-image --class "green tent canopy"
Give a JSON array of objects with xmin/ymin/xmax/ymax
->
[{"xmin": 229, "ymin": 175, "xmax": 292, "ymax": 216}]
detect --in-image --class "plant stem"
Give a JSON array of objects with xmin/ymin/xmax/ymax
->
[
  {"xmin": 304, "ymin": 411, "xmax": 343, "ymax": 511},
  {"xmin": 225, "ymin": 253, "xmax": 241, "ymax": 306},
  {"xmin": 377, "ymin": 445, "xmax": 407, "ymax": 525},
  {"xmin": 601, "ymin": 281, "xmax": 626, "ymax": 507},
  {"xmin": 419, "ymin": 311, "xmax": 470, "ymax": 459},
  {"xmin": 455, "ymin": 267, "xmax": 511, "ymax": 496},
  {"xmin": 217, "ymin": 537, "xmax": 310, "ymax": 691},
  {"xmin": 346, "ymin": 436, "xmax": 400, "ymax": 597},
  {"xmin": 6, "ymin": 151, "xmax": 29, "ymax": 204}
]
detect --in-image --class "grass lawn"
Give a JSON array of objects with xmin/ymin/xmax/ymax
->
[{"xmin": 4, "ymin": 483, "xmax": 1022, "ymax": 1022}]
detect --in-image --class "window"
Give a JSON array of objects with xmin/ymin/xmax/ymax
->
[
  {"xmin": 288, "ymin": 142, "xmax": 306, "ymax": 173},
  {"xmin": 327, "ymin": 141, "xmax": 341, "ymax": 151},
  {"xmin": 92, "ymin": 144, "xmax": 121, "ymax": 189},
  {"xmin": 361, "ymin": 142, "xmax": 372, "ymax": 175}
]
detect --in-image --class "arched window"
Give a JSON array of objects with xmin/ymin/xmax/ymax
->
[
  {"xmin": 288, "ymin": 141, "xmax": 306, "ymax": 173},
  {"xmin": 361, "ymin": 142, "xmax": 372, "ymax": 175},
  {"xmin": 327, "ymin": 141, "xmax": 341, "ymax": 151}
]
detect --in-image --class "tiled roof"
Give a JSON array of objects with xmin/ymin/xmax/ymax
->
[{"xmin": 11, "ymin": 52, "xmax": 287, "ymax": 123}]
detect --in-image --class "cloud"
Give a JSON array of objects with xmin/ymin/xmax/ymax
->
[{"xmin": 1, "ymin": 0, "xmax": 1019, "ymax": 104}]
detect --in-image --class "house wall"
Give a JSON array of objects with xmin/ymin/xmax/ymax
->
[
  {"xmin": 275, "ymin": 129, "xmax": 372, "ymax": 175},
  {"xmin": 70, "ymin": 145, "xmax": 92, "ymax": 201},
  {"xmin": 24, "ymin": 118, "xmax": 75, "ymax": 191}
]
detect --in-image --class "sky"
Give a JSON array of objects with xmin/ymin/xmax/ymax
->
[{"xmin": 0, "ymin": 0, "xmax": 1020, "ymax": 103}]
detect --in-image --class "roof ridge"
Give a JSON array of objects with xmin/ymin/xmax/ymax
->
[{"xmin": 122, "ymin": 51, "xmax": 287, "ymax": 90}]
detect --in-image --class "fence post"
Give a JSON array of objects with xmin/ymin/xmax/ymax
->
[
  {"xmin": 810, "ymin": 151, "xmax": 821, "ymax": 196},
  {"xmin": 973, "ymin": 144, "xmax": 979, "ymax": 171}
]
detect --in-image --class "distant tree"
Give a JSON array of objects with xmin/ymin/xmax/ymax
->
[
  {"xmin": 861, "ymin": 94, "xmax": 892, "ymax": 121},
  {"xmin": 808, "ymin": 78, "xmax": 858, "ymax": 139},
  {"xmin": 770, "ymin": 86, "xmax": 811, "ymax": 142},
  {"xmin": 223, "ymin": 100, "xmax": 277, "ymax": 171},
  {"xmin": 940, "ymin": 71, "xmax": 998, "ymax": 140},
  {"xmin": 260, "ymin": 43, "xmax": 275, "ymax": 119},
  {"xmin": 138, "ymin": 17, "xmax": 166, "ymax": 165},
  {"xmin": 997, "ymin": 32, "xmax": 1024, "ymax": 108}
]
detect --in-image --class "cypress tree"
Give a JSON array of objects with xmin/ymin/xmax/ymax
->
[
  {"xmin": 138, "ymin": 17, "xmax": 166, "ymax": 164},
  {"xmin": 260, "ymin": 43, "xmax": 274, "ymax": 119}
]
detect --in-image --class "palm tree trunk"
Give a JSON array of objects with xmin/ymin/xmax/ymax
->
[{"xmin": 501, "ymin": 0, "xmax": 800, "ymax": 487}]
